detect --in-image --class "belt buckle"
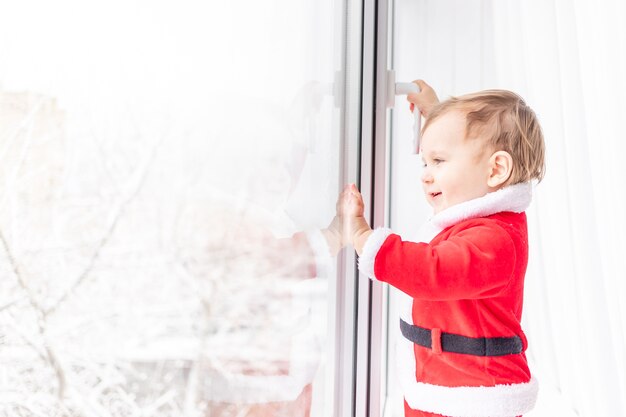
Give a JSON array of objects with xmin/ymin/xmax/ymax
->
[{"xmin": 431, "ymin": 328, "xmax": 442, "ymax": 354}]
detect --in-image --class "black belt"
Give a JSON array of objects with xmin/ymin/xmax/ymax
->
[{"xmin": 400, "ymin": 318, "xmax": 523, "ymax": 357}]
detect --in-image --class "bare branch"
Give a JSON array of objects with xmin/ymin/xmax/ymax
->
[{"xmin": 45, "ymin": 134, "xmax": 163, "ymax": 317}]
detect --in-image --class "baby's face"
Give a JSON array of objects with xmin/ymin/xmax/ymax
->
[{"xmin": 420, "ymin": 111, "xmax": 494, "ymax": 214}]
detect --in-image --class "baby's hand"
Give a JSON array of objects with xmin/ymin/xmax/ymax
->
[
  {"xmin": 339, "ymin": 183, "xmax": 364, "ymax": 218},
  {"xmin": 339, "ymin": 184, "xmax": 372, "ymax": 254},
  {"xmin": 322, "ymin": 184, "xmax": 357, "ymax": 255},
  {"xmin": 407, "ymin": 79, "xmax": 439, "ymax": 118},
  {"xmin": 323, "ymin": 184, "xmax": 372, "ymax": 255}
]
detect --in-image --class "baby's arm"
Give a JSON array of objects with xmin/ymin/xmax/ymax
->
[
  {"xmin": 364, "ymin": 222, "xmax": 518, "ymax": 300},
  {"xmin": 321, "ymin": 215, "xmax": 343, "ymax": 256}
]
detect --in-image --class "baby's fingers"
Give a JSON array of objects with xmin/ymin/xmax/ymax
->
[
  {"xmin": 342, "ymin": 184, "xmax": 364, "ymax": 216},
  {"xmin": 406, "ymin": 79, "xmax": 439, "ymax": 118}
]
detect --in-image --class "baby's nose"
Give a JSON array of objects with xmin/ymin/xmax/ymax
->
[{"xmin": 421, "ymin": 169, "xmax": 433, "ymax": 183}]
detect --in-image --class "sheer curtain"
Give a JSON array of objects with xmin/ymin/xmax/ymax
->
[
  {"xmin": 490, "ymin": 1, "xmax": 626, "ymax": 416},
  {"xmin": 388, "ymin": 1, "xmax": 625, "ymax": 416}
]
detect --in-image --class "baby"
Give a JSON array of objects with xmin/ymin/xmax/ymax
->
[{"xmin": 337, "ymin": 81, "xmax": 545, "ymax": 417}]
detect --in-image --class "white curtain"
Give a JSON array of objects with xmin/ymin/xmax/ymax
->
[
  {"xmin": 490, "ymin": 1, "xmax": 626, "ymax": 416},
  {"xmin": 389, "ymin": 1, "xmax": 626, "ymax": 416}
]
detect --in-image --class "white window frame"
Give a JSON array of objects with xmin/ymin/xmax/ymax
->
[
  {"xmin": 352, "ymin": 0, "xmax": 393, "ymax": 416},
  {"xmin": 333, "ymin": 0, "xmax": 393, "ymax": 414}
]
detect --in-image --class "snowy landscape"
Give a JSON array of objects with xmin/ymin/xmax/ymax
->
[{"xmin": 0, "ymin": 89, "xmax": 332, "ymax": 416}]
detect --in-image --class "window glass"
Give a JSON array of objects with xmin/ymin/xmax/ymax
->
[{"xmin": 0, "ymin": 1, "xmax": 356, "ymax": 416}]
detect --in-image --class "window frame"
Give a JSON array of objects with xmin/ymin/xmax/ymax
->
[{"xmin": 351, "ymin": 0, "xmax": 392, "ymax": 416}]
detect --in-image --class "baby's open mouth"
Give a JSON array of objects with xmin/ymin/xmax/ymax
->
[{"xmin": 431, "ymin": 192, "xmax": 442, "ymax": 197}]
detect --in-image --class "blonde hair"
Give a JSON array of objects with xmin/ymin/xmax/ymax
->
[{"xmin": 423, "ymin": 90, "xmax": 546, "ymax": 184}]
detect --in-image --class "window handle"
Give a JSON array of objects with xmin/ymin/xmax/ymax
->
[{"xmin": 386, "ymin": 70, "xmax": 422, "ymax": 154}]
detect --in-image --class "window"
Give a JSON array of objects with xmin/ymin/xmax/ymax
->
[
  {"xmin": 0, "ymin": 1, "xmax": 364, "ymax": 415},
  {"xmin": 6, "ymin": 2, "xmax": 622, "ymax": 417}
]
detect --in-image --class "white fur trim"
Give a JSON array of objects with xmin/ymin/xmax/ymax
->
[
  {"xmin": 403, "ymin": 378, "xmax": 539, "ymax": 417},
  {"xmin": 357, "ymin": 227, "xmax": 393, "ymax": 280},
  {"xmin": 397, "ymin": 330, "xmax": 538, "ymax": 417},
  {"xmin": 432, "ymin": 182, "xmax": 532, "ymax": 230}
]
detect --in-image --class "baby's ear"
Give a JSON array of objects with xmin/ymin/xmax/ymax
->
[{"xmin": 487, "ymin": 151, "xmax": 513, "ymax": 188}]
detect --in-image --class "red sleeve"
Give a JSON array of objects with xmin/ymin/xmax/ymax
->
[{"xmin": 374, "ymin": 222, "xmax": 517, "ymax": 300}]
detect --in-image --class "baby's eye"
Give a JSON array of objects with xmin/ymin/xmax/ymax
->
[{"xmin": 422, "ymin": 158, "xmax": 444, "ymax": 168}]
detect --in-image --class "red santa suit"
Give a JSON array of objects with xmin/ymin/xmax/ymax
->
[{"xmin": 358, "ymin": 183, "xmax": 538, "ymax": 417}]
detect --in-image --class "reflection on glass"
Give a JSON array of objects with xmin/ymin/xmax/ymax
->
[{"xmin": 0, "ymin": 1, "xmax": 345, "ymax": 416}]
